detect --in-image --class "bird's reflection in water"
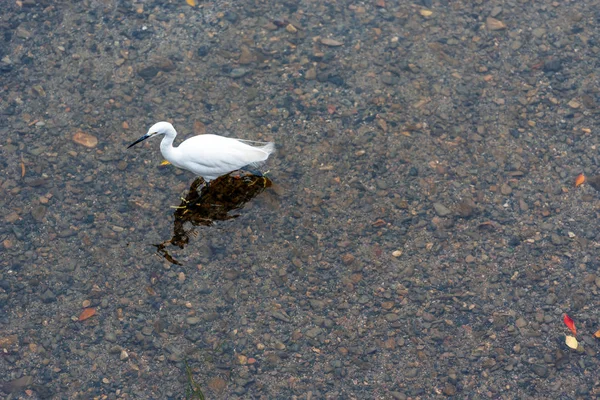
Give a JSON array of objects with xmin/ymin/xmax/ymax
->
[{"xmin": 154, "ymin": 172, "xmax": 272, "ymax": 265}]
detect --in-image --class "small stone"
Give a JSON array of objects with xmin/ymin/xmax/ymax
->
[
  {"xmin": 156, "ymin": 58, "xmax": 176, "ymax": 72},
  {"xmin": 31, "ymin": 205, "xmax": 47, "ymax": 222},
  {"xmin": 419, "ymin": 9, "xmax": 433, "ymax": 17},
  {"xmin": 305, "ymin": 327, "xmax": 322, "ymax": 338},
  {"xmin": 587, "ymin": 175, "xmax": 600, "ymax": 192},
  {"xmin": 186, "ymin": 317, "xmax": 201, "ymax": 325},
  {"xmin": 381, "ymin": 73, "xmax": 398, "ymax": 85},
  {"xmin": 223, "ymin": 11, "xmax": 238, "ymax": 23},
  {"xmin": 141, "ymin": 326, "xmax": 153, "ymax": 336},
  {"xmin": 486, "ymin": 17, "xmax": 506, "ymax": 31},
  {"xmin": 543, "ymin": 58, "xmax": 562, "ymax": 72},
  {"xmin": 230, "ymin": 68, "xmax": 249, "ymax": 78},
  {"xmin": 41, "ymin": 289, "xmax": 56, "ymax": 303},
  {"xmin": 5, "ymin": 212, "xmax": 20, "ymax": 223},
  {"xmin": 271, "ymin": 311, "xmax": 290, "ymax": 323},
  {"xmin": 16, "ymin": 27, "xmax": 32, "ymax": 39},
  {"xmin": 138, "ymin": 66, "xmax": 160, "ymax": 80},
  {"xmin": 5, "ymin": 376, "xmax": 33, "ymax": 393},
  {"xmin": 327, "ymin": 75, "xmax": 344, "ymax": 86},
  {"xmin": 532, "ymin": 28, "xmax": 546, "ymax": 38},
  {"xmin": 73, "ymin": 132, "xmax": 98, "ymax": 148},
  {"xmin": 238, "ymin": 47, "xmax": 254, "ymax": 64},
  {"xmin": 120, "ymin": 350, "xmax": 129, "ymax": 361},
  {"xmin": 519, "ymin": 199, "xmax": 529, "ymax": 211},
  {"xmin": 0, "ymin": 335, "xmax": 18, "ymax": 349},
  {"xmin": 285, "ymin": 24, "xmax": 297, "ymax": 34},
  {"xmin": 567, "ymin": 100, "xmax": 581, "ymax": 109},
  {"xmin": 455, "ymin": 199, "xmax": 475, "ymax": 218},
  {"xmin": 515, "ymin": 317, "xmax": 527, "ymax": 328},
  {"xmin": 531, "ymin": 364, "xmax": 548, "ymax": 378},
  {"xmin": 500, "ymin": 183, "xmax": 512, "ymax": 195},
  {"xmin": 341, "ymin": 253, "xmax": 355, "ymax": 265},
  {"xmin": 208, "ymin": 377, "xmax": 227, "ymax": 393},
  {"xmin": 309, "ymin": 299, "xmax": 325, "ymax": 310},
  {"xmin": 443, "ymin": 383, "xmax": 457, "ymax": 396},
  {"xmin": 545, "ymin": 293, "xmax": 557, "ymax": 305},
  {"xmin": 551, "ymin": 234, "xmax": 563, "ymax": 245},
  {"xmin": 433, "ymin": 202, "xmax": 452, "ymax": 217},
  {"xmin": 263, "ymin": 21, "xmax": 278, "ymax": 31},
  {"xmin": 390, "ymin": 392, "xmax": 406, "ymax": 400},
  {"xmin": 32, "ymin": 85, "xmax": 46, "ymax": 97},
  {"xmin": 197, "ymin": 45, "xmax": 210, "ymax": 57},
  {"xmin": 385, "ymin": 313, "xmax": 399, "ymax": 322},
  {"xmin": 320, "ymin": 38, "xmax": 343, "ymax": 47},
  {"xmin": 392, "ymin": 250, "xmax": 402, "ymax": 257},
  {"xmin": 305, "ymin": 68, "xmax": 317, "ymax": 80}
]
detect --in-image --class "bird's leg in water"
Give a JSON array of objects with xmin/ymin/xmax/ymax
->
[
  {"xmin": 190, "ymin": 177, "xmax": 206, "ymax": 193},
  {"xmin": 243, "ymin": 167, "xmax": 264, "ymax": 177}
]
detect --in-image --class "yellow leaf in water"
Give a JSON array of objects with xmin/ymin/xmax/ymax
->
[
  {"xmin": 565, "ymin": 335, "xmax": 578, "ymax": 349},
  {"xmin": 186, "ymin": 0, "xmax": 196, "ymax": 6},
  {"xmin": 160, "ymin": 160, "xmax": 171, "ymax": 166}
]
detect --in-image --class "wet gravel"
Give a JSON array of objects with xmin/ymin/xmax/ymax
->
[{"xmin": 2, "ymin": 0, "xmax": 600, "ymax": 398}]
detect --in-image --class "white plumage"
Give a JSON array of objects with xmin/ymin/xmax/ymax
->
[{"xmin": 128, "ymin": 121, "xmax": 275, "ymax": 181}]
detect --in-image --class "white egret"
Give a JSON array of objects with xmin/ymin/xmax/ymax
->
[{"xmin": 127, "ymin": 121, "xmax": 275, "ymax": 182}]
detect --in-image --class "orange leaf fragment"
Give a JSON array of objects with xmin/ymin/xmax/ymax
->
[
  {"xmin": 186, "ymin": 0, "xmax": 197, "ymax": 7},
  {"xmin": 575, "ymin": 173, "xmax": 585, "ymax": 187},
  {"xmin": 563, "ymin": 314, "xmax": 576, "ymax": 335},
  {"xmin": 327, "ymin": 104, "xmax": 336, "ymax": 115},
  {"xmin": 594, "ymin": 330, "xmax": 600, "ymax": 339},
  {"xmin": 79, "ymin": 308, "xmax": 96, "ymax": 321}
]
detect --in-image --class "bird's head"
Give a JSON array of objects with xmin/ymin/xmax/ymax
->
[{"xmin": 127, "ymin": 121, "xmax": 175, "ymax": 148}]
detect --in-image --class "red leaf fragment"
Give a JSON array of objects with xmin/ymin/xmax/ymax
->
[{"xmin": 563, "ymin": 314, "xmax": 576, "ymax": 335}]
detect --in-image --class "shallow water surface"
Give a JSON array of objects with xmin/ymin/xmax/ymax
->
[{"xmin": 2, "ymin": 0, "xmax": 600, "ymax": 398}]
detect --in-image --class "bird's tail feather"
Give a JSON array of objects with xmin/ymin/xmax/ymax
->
[
  {"xmin": 238, "ymin": 139, "xmax": 276, "ymax": 155},
  {"xmin": 259, "ymin": 141, "xmax": 275, "ymax": 156}
]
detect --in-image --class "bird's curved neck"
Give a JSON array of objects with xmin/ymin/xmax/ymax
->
[{"xmin": 159, "ymin": 129, "xmax": 179, "ymax": 163}]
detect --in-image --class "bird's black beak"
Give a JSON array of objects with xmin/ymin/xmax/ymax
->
[{"xmin": 127, "ymin": 133, "xmax": 152, "ymax": 149}]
